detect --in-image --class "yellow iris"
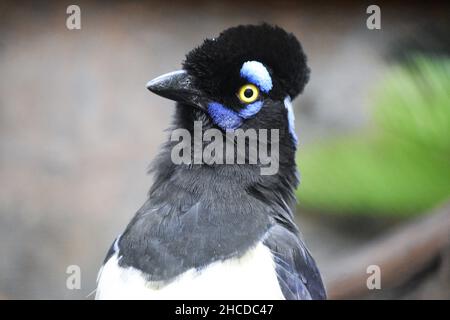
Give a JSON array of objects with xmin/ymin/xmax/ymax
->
[{"xmin": 238, "ymin": 84, "xmax": 259, "ymax": 103}]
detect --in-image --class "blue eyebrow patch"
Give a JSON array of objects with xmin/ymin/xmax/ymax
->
[
  {"xmin": 238, "ymin": 101, "xmax": 263, "ymax": 119},
  {"xmin": 240, "ymin": 61, "xmax": 273, "ymax": 93},
  {"xmin": 207, "ymin": 102, "xmax": 242, "ymax": 130}
]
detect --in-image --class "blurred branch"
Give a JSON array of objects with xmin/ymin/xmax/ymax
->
[{"xmin": 324, "ymin": 201, "xmax": 450, "ymax": 299}]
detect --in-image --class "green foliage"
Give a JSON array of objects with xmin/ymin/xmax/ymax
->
[
  {"xmin": 374, "ymin": 57, "xmax": 450, "ymax": 154},
  {"xmin": 296, "ymin": 58, "xmax": 450, "ymax": 216}
]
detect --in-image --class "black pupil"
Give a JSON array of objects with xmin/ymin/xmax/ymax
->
[{"xmin": 244, "ymin": 88, "xmax": 254, "ymax": 98}]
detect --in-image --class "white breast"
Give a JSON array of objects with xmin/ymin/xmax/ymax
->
[{"xmin": 95, "ymin": 242, "xmax": 284, "ymax": 300}]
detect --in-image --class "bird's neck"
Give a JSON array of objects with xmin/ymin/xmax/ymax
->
[
  {"xmin": 117, "ymin": 106, "xmax": 299, "ymax": 280},
  {"xmin": 149, "ymin": 105, "xmax": 299, "ymax": 211}
]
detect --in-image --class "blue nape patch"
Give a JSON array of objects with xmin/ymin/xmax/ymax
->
[
  {"xmin": 239, "ymin": 101, "xmax": 263, "ymax": 119},
  {"xmin": 284, "ymin": 96, "xmax": 298, "ymax": 146},
  {"xmin": 240, "ymin": 61, "xmax": 273, "ymax": 93},
  {"xmin": 207, "ymin": 102, "xmax": 242, "ymax": 130}
]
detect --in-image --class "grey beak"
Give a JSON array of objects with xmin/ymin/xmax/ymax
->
[{"xmin": 146, "ymin": 70, "xmax": 206, "ymax": 109}]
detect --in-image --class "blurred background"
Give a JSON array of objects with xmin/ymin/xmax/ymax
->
[{"xmin": 0, "ymin": 1, "xmax": 449, "ymax": 299}]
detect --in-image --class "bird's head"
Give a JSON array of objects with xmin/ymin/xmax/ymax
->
[{"xmin": 147, "ymin": 24, "xmax": 309, "ymax": 144}]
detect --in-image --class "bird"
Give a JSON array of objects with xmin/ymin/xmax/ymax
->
[{"xmin": 95, "ymin": 23, "xmax": 326, "ymax": 300}]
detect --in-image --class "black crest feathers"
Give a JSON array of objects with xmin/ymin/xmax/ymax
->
[{"xmin": 183, "ymin": 24, "xmax": 310, "ymax": 100}]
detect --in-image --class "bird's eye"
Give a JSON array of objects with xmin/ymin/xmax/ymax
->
[{"xmin": 238, "ymin": 84, "xmax": 259, "ymax": 103}]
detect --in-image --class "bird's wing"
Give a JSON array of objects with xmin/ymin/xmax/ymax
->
[{"xmin": 263, "ymin": 223, "xmax": 327, "ymax": 300}]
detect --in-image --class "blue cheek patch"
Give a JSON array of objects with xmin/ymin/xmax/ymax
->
[
  {"xmin": 208, "ymin": 101, "xmax": 263, "ymax": 129},
  {"xmin": 240, "ymin": 61, "xmax": 273, "ymax": 93},
  {"xmin": 238, "ymin": 101, "xmax": 263, "ymax": 119},
  {"xmin": 207, "ymin": 102, "xmax": 242, "ymax": 130}
]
